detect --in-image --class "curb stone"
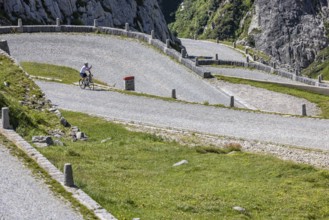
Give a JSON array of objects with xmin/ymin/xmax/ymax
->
[{"xmin": 0, "ymin": 123, "xmax": 117, "ymax": 220}]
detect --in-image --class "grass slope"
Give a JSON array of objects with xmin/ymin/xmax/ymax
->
[{"xmin": 39, "ymin": 111, "xmax": 329, "ymax": 219}]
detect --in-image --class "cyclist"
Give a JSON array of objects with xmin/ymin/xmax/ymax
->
[{"xmin": 80, "ymin": 62, "xmax": 92, "ymax": 82}]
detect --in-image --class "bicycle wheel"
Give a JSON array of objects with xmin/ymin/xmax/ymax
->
[{"xmin": 79, "ymin": 79, "xmax": 86, "ymax": 89}]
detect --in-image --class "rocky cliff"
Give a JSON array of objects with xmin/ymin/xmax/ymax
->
[
  {"xmin": 250, "ymin": 0, "xmax": 329, "ymax": 69},
  {"xmin": 0, "ymin": 0, "xmax": 174, "ymax": 42},
  {"xmin": 171, "ymin": 0, "xmax": 329, "ymax": 70}
]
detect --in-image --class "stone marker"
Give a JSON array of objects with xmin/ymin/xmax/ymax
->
[
  {"xmin": 302, "ymin": 104, "xmax": 307, "ymax": 116},
  {"xmin": 94, "ymin": 19, "xmax": 98, "ymax": 27},
  {"xmin": 172, "ymin": 89, "xmax": 177, "ymax": 99},
  {"xmin": 18, "ymin": 18, "xmax": 22, "ymax": 27},
  {"xmin": 56, "ymin": 18, "xmax": 60, "ymax": 26},
  {"xmin": 0, "ymin": 40, "xmax": 10, "ymax": 55},
  {"xmin": 125, "ymin": 23, "xmax": 129, "ymax": 32},
  {"xmin": 215, "ymin": 54, "xmax": 218, "ymax": 60},
  {"xmin": 1, "ymin": 107, "xmax": 11, "ymax": 129},
  {"xmin": 151, "ymin": 30, "xmax": 155, "ymax": 39},
  {"xmin": 166, "ymin": 39, "xmax": 170, "ymax": 48},
  {"xmin": 318, "ymin": 75, "xmax": 322, "ymax": 83},
  {"xmin": 64, "ymin": 163, "xmax": 74, "ymax": 187},
  {"xmin": 230, "ymin": 96, "xmax": 235, "ymax": 108}
]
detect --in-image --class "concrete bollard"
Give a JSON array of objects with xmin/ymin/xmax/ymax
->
[
  {"xmin": 2, "ymin": 107, "xmax": 11, "ymax": 129},
  {"xmin": 318, "ymin": 75, "xmax": 322, "ymax": 83},
  {"xmin": 64, "ymin": 163, "xmax": 74, "ymax": 187},
  {"xmin": 195, "ymin": 57, "xmax": 199, "ymax": 66},
  {"xmin": 0, "ymin": 40, "xmax": 10, "ymax": 55},
  {"xmin": 302, "ymin": 104, "xmax": 307, "ymax": 116},
  {"xmin": 125, "ymin": 23, "xmax": 129, "ymax": 32},
  {"xmin": 215, "ymin": 54, "xmax": 218, "ymax": 60},
  {"xmin": 151, "ymin": 30, "xmax": 155, "ymax": 39},
  {"xmin": 233, "ymin": 42, "xmax": 236, "ymax": 48},
  {"xmin": 18, "ymin": 18, "xmax": 22, "ymax": 27},
  {"xmin": 245, "ymin": 47, "xmax": 249, "ymax": 55},
  {"xmin": 93, "ymin": 19, "xmax": 98, "ymax": 27},
  {"xmin": 246, "ymin": 56, "xmax": 249, "ymax": 63},
  {"xmin": 216, "ymin": 38, "xmax": 219, "ymax": 43},
  {"xmin": 166, "ymin": 39, "xmax": 170, "ymax": 48},
  {"xmin": 124, "ymin": 76, "xmax": 135, "ymax": 91},
  {"xmin": 56, "ymin": 18, "xmax": 60, "ymax": 26},
  {"xmin": 230, "ymin": 96, "xmax": 235, "ymax": 108},
  {"xmin": 181, "ymin": 49, "xmax": 187, "ymax": 58},
  {"xmin": 172, "ymin": 89, "xmax": 177, "ymax": 99}
]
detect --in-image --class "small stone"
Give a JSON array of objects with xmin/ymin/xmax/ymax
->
[
  {"xmin": 60, "ymin": 117, "xmax": 71, "ymax": 127},
  {"xmin": 76, "ymin": 132, "xmax": 84, "ymax": 139},
  {"xmin": 48, "ymin": 107, "xmax": 57, "ymax": 112},
  {"xmin": 4, "ymin": 81, "xmax": 9, "ymax": 87},
  {"xmin": 71, "ymin": 126, "xmax": 80, "ymax": 133},
  {"xmin": 233, "ymin": 206, "xmax": 246, "ymax": 212},
  {"xmin": 32, "ymin": 136, "xmax": 54, "ymax": 146},
  {"xmin": 54, "ymin": 140, "xmax": 64, "ymax": 146},
  {"xmin": 54, "ymin": 110, "xmax": 61, "ymax": 118},
  {"xmin": 173, "ymin": 160, "xmax": 188, "ymax": 167},
  {"xmin": 101, "ymin": 137, "xmax": 112, "ymax": 143}
]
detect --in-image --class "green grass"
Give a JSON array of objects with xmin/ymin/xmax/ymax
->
[
  {"xmin": 38, "ymin": 110, "xmax": 329, "ymax": 219},
  {"xmin": 215, "ymin": 75, "xmax": 329, "ymax": 118},
  {"xmin": 21, "ymin": 62, "xmax": 107, "ymax": 86}
]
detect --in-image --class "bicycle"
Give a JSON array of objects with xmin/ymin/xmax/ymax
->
[{"xmin": 79, "ymin": 72, "xmax": 94, "ymax": 90}]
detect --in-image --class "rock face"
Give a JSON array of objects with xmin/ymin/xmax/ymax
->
[
  {"xmin": 0, "ymin": 0, "xmax": 174, "ymax": 42},
  {"xmin": 249, "ymin": 0, "xmax": 329, "ymax": 69}
]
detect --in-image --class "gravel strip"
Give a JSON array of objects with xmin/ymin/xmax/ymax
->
[
  {"xmin": 0, "ymin": 145, "xmax": 83, "ymax": 220},
  {"xmin": 207, "ymin": 78, "xmax": 321, "ymax": 116}
]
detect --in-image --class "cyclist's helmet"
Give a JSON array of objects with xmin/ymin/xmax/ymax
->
[{"xmin": 84, "ymin": 62, "xmax": 88, "ymax": 66}]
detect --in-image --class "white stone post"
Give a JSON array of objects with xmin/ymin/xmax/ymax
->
[
  {"xmin": 56, "ymin": 18, "xmax": 60, "ymax": 26},
  {"xmin": 18, "ymin": 18, "xmax": 22, "ymax": 27},
  {"xmin": 151, "ymin": 30, "xmax": 155, "ymax": 39},
  {"xmin": 94, "ymin": 19, "xmax": 98, "ymax": 28},
  {"xmin": 64, "ymin": 163, "xmax": 74, "ymax": 187},
  {"xmin": 125, "ymin": 23, "xmax": 129, "ymax": 32}
]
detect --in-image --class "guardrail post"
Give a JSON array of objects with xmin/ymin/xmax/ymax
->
[
  {"xmin": 172, "ymin": 89, "xmax": 177, "ymax": 99},
  {"xmin": 94, "ymin": 19, "xmax": 98, "ymax": 28},
  {"xmin": 302, "ymin": 104, "xmax": 307, "ymax": 116},
  {"xmin": 64, "ymin": 163, "xmax": 74, "ymax": 187},
  {"xmin": 0, "ymin": 40, "xmax": 10, "ymax": 55},
  {"xmin": 2, "ymin": 107, "xmax": 11, "ymax": 129},
  {"xmin": 230, "ymin": 96, "xmax": 235, "ymax": 108},
  {"xmin": 125, "ymin": 23, "xmax": 129, "ymax": 32}
]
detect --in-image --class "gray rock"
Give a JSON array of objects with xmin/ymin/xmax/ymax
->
[
  {"xmin": 60, "ymin": 117, "xmax": 71, "ymax": 127},
  {"xmin": 54, "ymin": 140, "xmax": 64, "ymax": 146},
  {"xmin": 233, "ymin": 206, "xmax": 246, "ymax": 212},
  {"xmin": 76, "ymin": 132, "xmax": 88, "ymax": 141},
  {"xmin": 32, "ymin": 136, "xmax": 53, "ymax": 146}
]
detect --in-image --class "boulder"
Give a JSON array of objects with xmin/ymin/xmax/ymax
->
[{"xmin": 32, "ymin": 136, "xmax": 54, "ymax": 147}]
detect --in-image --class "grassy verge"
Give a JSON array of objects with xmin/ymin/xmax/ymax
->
[
  {"xmin": 21, "ymin": 62, "xmax": 107, "ymax": 86},
  {"xmin": 38, "ymin": 110, "xmax": 329, "ymax": 219},
  {"xmin": 216, "ymin": 75, "xmax": 329, "ymax": 118},
  {"xmin": 0, "ymin": 134, "xmax": 98, "ymax": 219}
]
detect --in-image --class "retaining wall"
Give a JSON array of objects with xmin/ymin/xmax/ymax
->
[{"xmin": 198, "ymin": 59, "xmax": 328, "ymax": 87}]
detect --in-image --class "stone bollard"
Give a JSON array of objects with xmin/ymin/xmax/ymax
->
[
  {"xmin": 56, "ymin": 18, "xmax": 60, "ymax": 26},
  {"xmin": 17, "ymin": 18, "xmax": 23, "ymax": 33},
  {"xmin": 318, "ymin": 75, "xmax": 322, "ymax": 83},
  {"xmin": 2, "ymin": 107, "xmax": 11, "ymax": 129},
  {"xmin": 18, "ymin": 18, "xmax": 22, "ymax": 27},
  {"xmin": 125, "ymin": 23, "xmax": 129, "ymax": 32},
  {"xmin": 124, "ymin": 76, "xmax": 135, "ymax": 91},
  {"xmin": 230, "ymin": 96, "xmax": 235, "ymax": 108},
  {"xmin": 0, "ymin": 40, "xmax": 10, "ymax": 55},
  {"xmin": 195, "ymin": 57, "xmax": 199, "ymax": 66},
  {"xmin": 151, "ymin": 30, "xmax": 155, "ymax": 39},
  {"xmin": 246, "ymin": 56, "xmax": 249, "ymax": 63},
  {"xmin": 64, "ymin": 163, "xmax": 74, "ymax": 187},
  {"xmin": 166, "ymin": 39, "xmax": 170, "ymax": 48},
  {"xmin": 302, "ymin": 104, "xmax": 307, "ymax": 116},
  {"xmin": 216, "ymin": 38, "xmax": 219, "ymax": 43},
  {"xmin": 272, "ymin": 62, "xmax": 276, "ymax": 69},
  {"xmin": 253, "ymin": 54, "xmax": 257, "ymax": 61},
  {"xmin": 215, "ymin": 54, "xmax": 218, "ymax": 60},
  {"xmin": 245, "ymin": 47, "xmax": 249, "ymax": 55},
  {"xmin": 233, "ymin": 42, "xmax": 236, "ymax": 48},
  {"xmin": 172, "ymin": 89, "xmax": 177, "ymax": 99},
  {"xmin": 94, "ymin": 19, "xmax": 98, "ymax": 27},
  {"xmin": 181, "ymin": 48, "xmax": 187, "ymax": 58}
]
